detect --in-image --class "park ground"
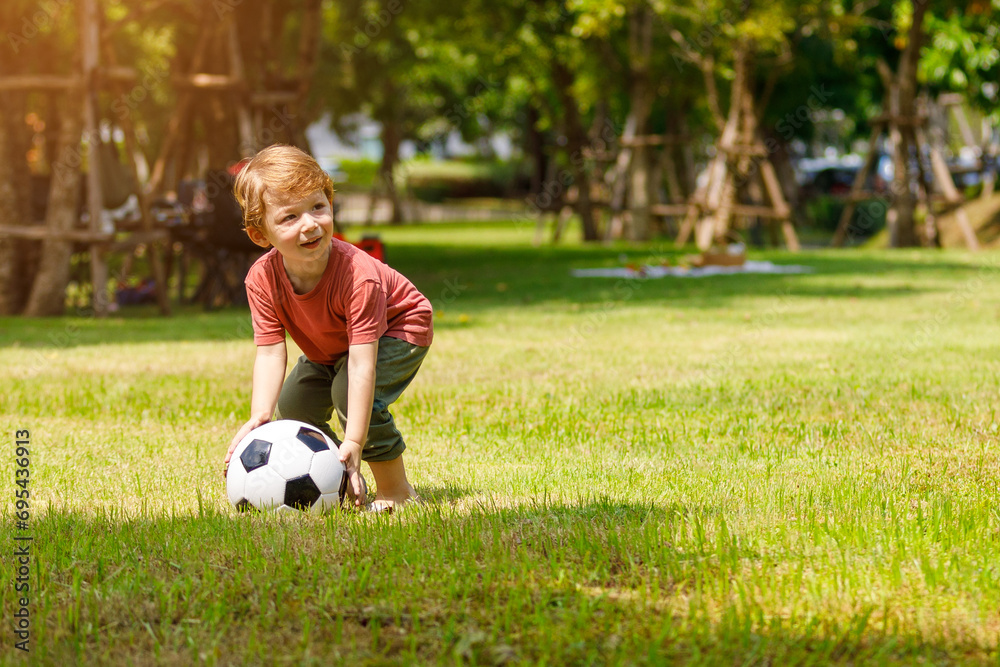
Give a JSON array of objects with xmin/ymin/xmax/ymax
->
[{"xmin": 2, "ymin": 221, "xmax": 1000, "ymax": 665}]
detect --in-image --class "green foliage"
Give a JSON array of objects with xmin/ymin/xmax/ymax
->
[
  {"xmin": 402, "ymin": 159, "xmax": 529, "ymax": 201},
  {"xmin": 335, "ymin": 158, "xmax": 380, "ymax": 190},
  {"xmin": 921, "ymin": 2, "xmax": 1000, "ymax": 120}
]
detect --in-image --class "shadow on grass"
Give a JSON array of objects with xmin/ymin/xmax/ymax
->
[
  {"xmin": 414, "ymin": 483, "xmax": 476, "ymax": 505},
  {"xmin": 1, "ymin": 496, "xmax": 982, "ymax": 665}
]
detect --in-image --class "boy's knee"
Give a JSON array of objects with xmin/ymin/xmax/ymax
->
[
  {"xmin": 275, "ymin": 394, "xmax": 298, "ymax": 421},
  {"xmin": 362, "ymin": 437, "xmax": 405, "ymax": 462}
]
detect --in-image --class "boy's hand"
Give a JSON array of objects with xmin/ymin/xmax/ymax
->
[
  {"xmin": 338, "ymin": 439, "xmax": 365, "ymax": 506},
  {"xmin": 223, "ymin": 415, "xmax": 271, "ymax": 477}
]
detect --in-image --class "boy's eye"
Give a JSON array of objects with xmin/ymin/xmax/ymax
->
[{"xmin": 282, "ymin": 213, "xmax": 297, "ymax": 222}]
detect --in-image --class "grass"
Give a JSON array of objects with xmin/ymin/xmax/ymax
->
[{"xmin": 2, "ymin": 220, "xmax": 1000, "ymax": 665}]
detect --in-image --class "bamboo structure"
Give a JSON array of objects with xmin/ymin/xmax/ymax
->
[
  {"xmin": 674, "ymin": 43, "xmax": 799, "ymax": 251},
  {"xmin": 831, "ymin": 88, "xmax": 980, "ymax": 249}
]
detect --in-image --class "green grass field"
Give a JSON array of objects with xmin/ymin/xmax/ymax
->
[{"xmin": 2, "ymin": 221, "xmax": 1000, "ymax": 665}]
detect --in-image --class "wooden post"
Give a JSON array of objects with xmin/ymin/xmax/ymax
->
[
  {"xmin": 147, "ymin": 11, "xmax": 214, "ymax": 194},
  {"xmin": 831, "ymin": 123, "xmax": 884, "ymax": 246},
  {"xmin": 604, "ymin": 114, "xmax": 636, "ymax": 242},
  {"xmin": 24, "ymin": 112, "xmax": 85, "ymax": 316},
  {"xmin": 675, "ymin": 40, "xmax": 799, "ymax": 251},
  {"xmin": 81, "ymin": 0, "xmax": 109, "ymax": 316},
  {"xmin": 920, "ymin": 126, "xmax": 980, "ymax": 250},
  {"xmin": 226, "ymin": 19, "xmax": 255, "ymax": 156},
  {"xmin": 296, "ymin": 0, "xmax": 323, "ymax": 104},
  {"xmin": 981, "ymin": 117, "xmax": 996, "ymax": 200}
]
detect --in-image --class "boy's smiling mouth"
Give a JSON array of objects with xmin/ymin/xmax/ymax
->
[{"xmin": 300, "ymin": 236, "xmax": 322, "ymax": 249}]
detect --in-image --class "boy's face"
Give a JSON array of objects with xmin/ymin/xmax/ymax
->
[{"xmin": 246, "ymin": 188, "xmax": 334, "ymax": 263}]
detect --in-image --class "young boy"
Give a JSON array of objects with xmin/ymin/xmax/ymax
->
[{"xmin": 222, "ymin": 145, "xmax": 433, "ymax": 511}]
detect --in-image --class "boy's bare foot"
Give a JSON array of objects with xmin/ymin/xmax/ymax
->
[
  {"xmin": 368, "ymin": 500, "xmax": 394, "ymax": 513},
  {"xmin": 367, "ymin": 457, "xmax": 418, "ymax": 510},
  {"xmin": 371, "ymin": 484, "xmax": 419, "ymax": 512}
]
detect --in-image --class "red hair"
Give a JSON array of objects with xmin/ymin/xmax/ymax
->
[{"xmin": 233, "ymin": 145, "xmax": 334, "ymax": 231}]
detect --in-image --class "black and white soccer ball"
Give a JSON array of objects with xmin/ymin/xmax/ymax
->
[{"xmin": 226, "ymin": 419, "xmax": 359, "ymax": 513}]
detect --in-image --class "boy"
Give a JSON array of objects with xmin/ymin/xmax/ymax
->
[{"xmin": 222, "ymin": 145, "xmax": 433, "ymax": 511}]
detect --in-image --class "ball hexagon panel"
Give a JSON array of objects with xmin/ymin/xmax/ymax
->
[
  {"xmin": 296, "ymin": 426, "xmax": 331, "ymax": 452},
  {"xmin": 240, "ymin": 439, "xmax": 272, "ymax": 472},
  {"xmin": 284, "ymin": 475, "xmax": 322, "ymax": 509},
  {"xmin": 309, "ymin": 449, "xmax": 345, "ymax": 494},
  {"xmin": 243, "ymin": 465, "xmax": 287, "ymax": 511},
  {"xmin": 235, "ymin": 499, "xmax": 253, "ymax": 513},
  {"xmin": 268, "ymin": 438, "xmax": 315, "ymax": 480},
  {"xmin": 226, "ymin": 459, "xmax": 249, "ymax": 506}
]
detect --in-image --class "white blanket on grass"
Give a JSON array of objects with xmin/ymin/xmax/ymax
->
[{"xmin": 571, "ymin": 260, "xmax": 815, "ymax": 279}]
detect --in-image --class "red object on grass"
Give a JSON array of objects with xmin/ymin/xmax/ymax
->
[{"xmin": 334, "ymin": 234, "xmax": 385, "ymax": 263}]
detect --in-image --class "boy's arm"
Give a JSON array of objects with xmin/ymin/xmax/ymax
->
[
  {"xmin": 339, "ymin": 339, "xmax": 378, "ymax": 506},
  {"xmin": 224, "ymin": 341, "xmax": 287, "ymax": 473}
]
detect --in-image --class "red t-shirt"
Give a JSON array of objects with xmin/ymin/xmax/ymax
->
[{"xmin": 245, "ymin": 239, "xmax": 433, "ymax": 364}]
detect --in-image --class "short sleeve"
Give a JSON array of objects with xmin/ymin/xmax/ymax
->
[
  {"xmin": 246, "ymin": 282, "xmax": 286, "ymax": 346},
  {"xmin": 346, "ymin": 279, "xmax": 388, "ymax": 345}
]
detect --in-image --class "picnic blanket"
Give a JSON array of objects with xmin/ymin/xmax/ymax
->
[{"xmin": 571, "ymin": 260, "xmax": 815, "ymax": 279}]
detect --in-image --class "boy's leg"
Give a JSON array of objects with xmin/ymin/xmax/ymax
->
[
  {"xmin": 274, "ymin": 355, "xmax": 339, "ymax": 444},
  {"xmin": 330, "ymin": 336, "xmax": 429, "ymax": 505},
  {"xmin": 367, "ymin": 456, "xmax": 416, "ymax": 507}
]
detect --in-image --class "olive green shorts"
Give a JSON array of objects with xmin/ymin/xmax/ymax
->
[{"xmin": 274, "ymin": 336, "xmax": 429, "ymax": 462}]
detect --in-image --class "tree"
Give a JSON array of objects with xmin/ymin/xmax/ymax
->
[
  {"xmin": 666, "ymin": 0, "xmax": 831, "ymax": 248},
  {"xmin": 844, "ymin": 0, "xmax": 998, "ymax": 246}
]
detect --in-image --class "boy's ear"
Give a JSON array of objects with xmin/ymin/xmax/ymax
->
[{"xmin": 245, "ymin": 226, "xmax": 272, "ymax": 249}]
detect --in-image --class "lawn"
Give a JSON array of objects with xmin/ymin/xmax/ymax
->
[{"xmin": 2, "ymin": 221, "xmax": 1000, "ymax": 665}]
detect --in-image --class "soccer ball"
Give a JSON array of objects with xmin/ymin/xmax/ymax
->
[{"xmin": 226, "ymin": 419, "xmax": 359, "ymax": 513}]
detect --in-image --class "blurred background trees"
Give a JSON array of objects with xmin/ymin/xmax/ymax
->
[{"xmin": 1, "ymin": 0, "xmax": 998, "ymax": 312}]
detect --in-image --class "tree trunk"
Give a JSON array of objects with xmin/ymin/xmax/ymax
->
[
  {"xmin": 525, "ymin": 104, "xmax": 546, "ymax": 199},
  {"xmin": 626, "ymin": 6, "xmax": 655, "ymax": 241},
  {"xmin": 703, "ymin": 40, "xmax": 749, "ymax": 247},
  {"xmin": 378, "ymin": 116, "xmax": 405, "ymax": 225},
  {"xmin": 0, "ymin": 96, "xmax": 22, "ymax": 315},
  {"xmin": 551, "ymin": 61, "xmax": 599, "ymax": 242},
  {"xmin": 24, "ymin": 112, "xmax": 84, "ymax": 317},
  {"xmin": 889, "ymin": 0, "xmax": 929, "ymax": 248},
  {"xmin": 661, "ymin": 112, "xmax": 686, "ymax": 204},
  {"xmin": 0, "ymin": 92, "xmax": 37, "ymax": 315},
  {"xmin": 764, "ymin": 128, "xmax": 799, "ymax": 211}
]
